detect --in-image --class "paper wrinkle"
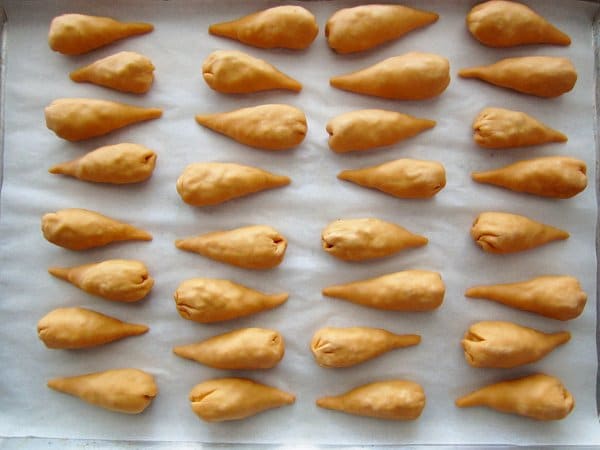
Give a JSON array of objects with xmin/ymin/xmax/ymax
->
[{"xmin": 0, "ymin": 0, "xmax": 599, "ymax": 445}]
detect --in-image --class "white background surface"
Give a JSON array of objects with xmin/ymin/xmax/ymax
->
[{"xmin": 0, "ymin": 0, "xmax": 599, "ymax": 445}]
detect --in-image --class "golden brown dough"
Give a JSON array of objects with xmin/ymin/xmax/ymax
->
[
  {"xmin": 38, "ymin": 307, "xmax": 148, "ymax": 349},
  {"xmin": 317, "ymin": 380, "xmax": 425, "ymax": 420},
  {"xmin": 326, "ymin": 5, "xmax": 438, "ymax": 54},
  {"xmin": 173, "ymin": 328, "xmax": 284, "ymax": 370},
  {"xmin": 49, "ymin": 143, "xmax": 157, "ymax": 184},
  {"xmin": 209, "ymin": 5, "xmax": 318, "ymax": 50},
  {"xmin": 459, "ymin": 57, "xmax": 577, "ymax": 98},
  {"xmin": 338, "ymin": 159, "xmax": 446, "ymax": 199},
  {"xmin": 173, "ymin": 278, "xmax": 288, "ymax": 323},
  {"xmin": 467, "ymin": 1, "xmax": 570, "ymax": 48},
  {"xmin": 48, "ymin": 14, "xmax": 153, "ymax": 55},
  {"xmin": 327, "ymin": 109, "xmax": 435, "ymax": 153},
  {"xmin": 472, "ymin": 107, "xmax": 567, "ymax": 149},
  {"xmin": 45, "ymin": 98, "xmax": 162, "ymax": 141},
  {"xmin": 311, "ymin": 327, "xmax": 420, "ymax": 368},
  {"xmin": 462, "ymin": 321, "xmax": 570, "ymax": 368},
  {"xmin": 330, "ymin": 52, "xmax": 450, "ymax": 100},
  {"xmin": 176, "ymin": 225, "xmax": 287, "ymax": 269},
  {"xmin": 472, "ymin": 156, "xmax": 587, "ymax": 199},
  {"xmin": 465, "ymin": 275, "xmax": 587, "ymax": 321},
  {"xmin": 70, "ymin": 51, "xmax": 155, "ymax": 94},
  {"xmin": 195, "ymin": 104, "xmax": 307, "ymax": 151},
  {"xmin": 42, "ymin": 208, "xmax": 152, "ymax": 251},
  {"xmin": 176, "ymin": 162, "xmax": 290, "ymax": 207},
  {"xmin": 323, "ymin": 270, "xmax": 444, "ymax": 312},
  {"xmin": 322, "ymin": 218, "xmax": 427, "ymax": 261},
  {"xmin": 202, "ymin": 50, "xmax": 301, "ymax": 94},
  {"xmin": 48, "ymin": 368, "xmax": 157, "ymax": 414},
  {"xmin": 471, "ymin": 212, "xmax": 568, "ymax": 254},
  {"xmin": 48, "ymin": 259, "xmax": 154, "ymax": 302},
  {"xmin": 190, "ymin": 378, "xmax": 295, "ymax": 422},
  {"xmin": 456, "ymin": 373, "xmax": 574, "ymax": 420}
]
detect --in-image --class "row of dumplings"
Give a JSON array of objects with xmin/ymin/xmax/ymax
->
[
  {"xmin": 43, "ymin": 12, "xmax": 163, "ymax": 420},
  {"xmin": 40, "ymin": 211, "xmax": 575, "ymax": 265},
  {"xmin": 458, "ymin": 0, "xmax": 582, "ymax": 424},
  {"xmin": 48, "ymin": 1, "xmax": 570, "ymax": 56},
  {"xmin": 41, "ymin": 367, "xmax": 575, "ymax": 421}
]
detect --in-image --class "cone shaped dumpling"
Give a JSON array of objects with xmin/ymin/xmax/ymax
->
[
  {"xmin": 70, "ymin": 51, "xmax": 155, "ymax": 94},
  {"xmin": 202, "ymin": 50, "xmax": 301, "ymax": 94},
  {"xmin": 326, "ymin": 5, "xmax": 438, "ymax": 54},
  {"xmin": 209, "ymin": 5, "xmax": 318, "ymax": 50},
  {"xmin": 471, "ymin": 212, "xmax": 568, "ymax": 254},
  {"xmin": 49, "ymin": 143, "xmax": 157, "ymax": 184},
  {"xmin": 174, "ymin": 328, "xmax": 284, "ymax": 370},
  {"xmin": 195, "ymin": 104, "xmax": 307, "ymax": 151},
  {"xmin": 311, "ymin": 327, "xmax": 420, "ymax": 368},
  {"xmin": 323, "ymin": 270, "xmax": 445, "ymax": 312},
  {"xmin": 472, "ymin": 107, "xmax": 567, "ymax": 149},
  {"xmin": 317, "ymin": 380, "xmax": 425, "ymax": 420},
  {"xmin": 456, "ymin": 373, "xmax": 574, "ymax": 420},
  {"xmin": 327, "ymin": 109, "xmax": 436, "ymax": 153},
  {"xmin": 466, "ymin": 275, "xmax": 587, "ymax": 321},
  {"xmin": 48, "ymin": 259, "xmax": 154, "ymax": 302},
  {"xmin": 190, "ymin": 378, "xmax": 295, "ymax": 422},
  {"xmin": 176, "ymin": 162, "xmax": 290, "ymax": 207},
  {"xmin": 47, "ymin": 368, "xmax": 157, "ymax": 414},
  {"xmin": 42, "ymin": 208, "xmax": 152, "ymax": 251},
  {"xmin": 462, "ymin": 321, "xmax": 570, "ymax": 368},
  {"xmin": 38, "ymin": 307, "xmax": 148, "ymax": 349},
  {"xmin": 322, "ymin": 218, "xmax": 427, "ymax": 261},
  {"xmin": 339, "ymin": 159, "xmax": 446, "ymax": 199},
  {"xmin": 175, "ymin": 225, "xmax": 287, "ymax": 269},
  {"xmin": 48, "ymin": 14, "xmax": 153, "ymax": 55},
  {"xmin": 330, "ymin": 52, "xmax": 450, "ymax": 100},
  {"xmin": 467, "ymin": 1, "xmax": 571, "ymax": 48},
  {"xmin": 459, "ymin": 57, "xmax": 577, "ymax": 98},
  {"xmin": 472, "ymin": 156, "xmax": 587, "ymax": 199},
  {"xmin": 45, "ymin": 98, "xmax": 162, "ymax": 141},
  {"xmin": 174, "ymin": 278, "xmax": 288, "ymax": 323}
]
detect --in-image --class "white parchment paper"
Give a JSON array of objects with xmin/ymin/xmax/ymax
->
[{"xmin": 1, "ymin": 0, "xmax": 599, "ymax": 445}]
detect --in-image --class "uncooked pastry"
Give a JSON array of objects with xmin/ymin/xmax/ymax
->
[
  {"xmin": 189, "ymin": 378, "xmax": 295, "ymax": 422},
  {"xmin": 49, "ymin": 143, "xmax": 157, "ymax": 184},
  {"xmin": 456, "ymin": 373, "xmax": 574, "ymax": 420},
  {"xmin": 176, "ymin": 162, "xmax": 290, "ymax": 207},
  {"xmin": 330, "ymin": 52, "xmax": 450, "ymax": 100},
  {"xmin": 323, "ymin": 270, "xmax": 445, "ymax": 311},
  {"xmin": 48, "ymin": 259, "xmax": 154, "ymax": 302},
  {"xmin": 311, "ymin": 327, "xmax": 420, "ymax": 368},
  {"xmin": 173, "ymin": 328, "xmax": 284, "ymax": 370},
  {"xmin": 41, "ymin": 208, "xmax": 152, "ymax": 251},
  {"xmin": 47, "ymin": 368, "xmax": 157, "ymax": 414},
  {"xmin": 38, "ymin": 307, "xmax": 148, "ymax": 349}
]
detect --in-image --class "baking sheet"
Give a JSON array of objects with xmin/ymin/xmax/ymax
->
[{"xmin": 0, "ymin": 0, "xmax": 599, "ymax": 445}]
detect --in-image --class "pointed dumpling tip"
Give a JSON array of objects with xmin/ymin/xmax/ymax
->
[
  {"xmin": 455, "ymin": 393, "xmax": 478, "ymax": 408},
  {"xmin": 47, "ymin": 377, "xmax": 67, "ymax": 391},
  {"xmin": 316, "ymin": 396, "xmax": 336, "ymax": 409},
  {"xmin": 129, "ymin": 228, "xmax": 153, "ymax": 241},
  {"xmin": 195, "ymin": 114, "xmax": 215, "ymax": 126},
  {"xmin": 458, "ymin": 67, "xmax": 482, "ymax": 78},
  {"xmin": 413, "ymin": 234, "xmax": 429, "ymax": 246},
  {"xmin": 127, "ymin": 22, "xmax": 154, "ymax": 34},
  {"xmin": 270, "ymin": 292, "xmax": 289, "ymax": 305},
  {"xmin": 126, "ymin": 323, "xmax": 149, "ymax": 335},
  {"xmin": 208, "ymin": 21, "xmax": 237, "ymax": 39},
  {"xmin": 48, "ymin": 266, "xmax": 70, "ymax": 280}
]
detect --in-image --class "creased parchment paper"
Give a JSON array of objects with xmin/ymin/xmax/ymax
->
[{"xmin": 1, "ymin": 0, "xmax": 599, "ymax": 445}]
